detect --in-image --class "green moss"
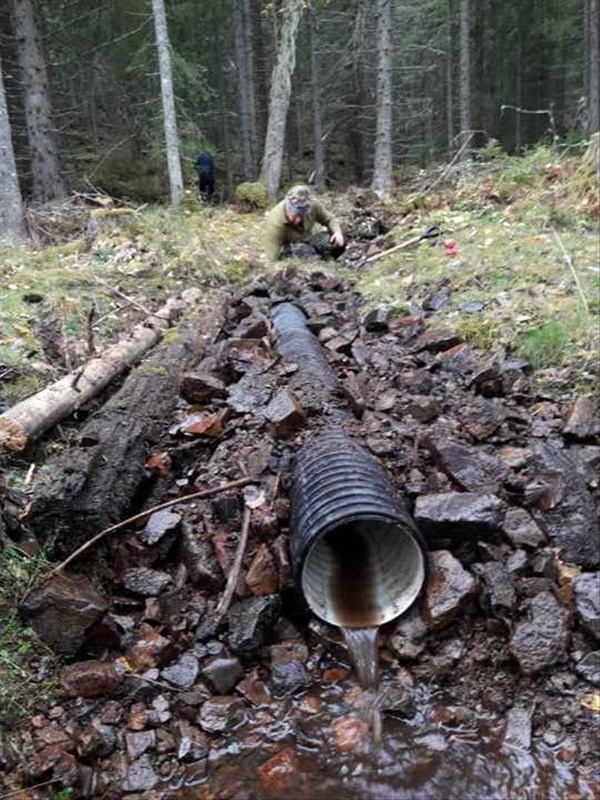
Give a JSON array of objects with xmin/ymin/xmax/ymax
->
[
  {"xmin": 235, "ymin": 182, "xmax": 268, "ymax": 209},
  {"xmin": 516, "ymin": 319, "xmax": 573, "ymax": 370}
]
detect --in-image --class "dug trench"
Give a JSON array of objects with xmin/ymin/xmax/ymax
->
[{"xmin": 1, "ymin": 267, "xmax": 599, "ymax": 799}]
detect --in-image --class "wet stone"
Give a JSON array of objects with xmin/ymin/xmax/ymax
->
[
  {"xmin": 563, "ymin": 396, "xmax": 600, "ymax": 441},
  {"xmin": 264, "ymin": 389, "xmax": 305, "ymax": 437},
  {"xmin": 180, "ymin": 371, "xmax": 227, "ymax": 405},
  {"xmin": 503, "ymin": 706, "xmax": 533, "ymax": 751},
  {"xmin": 573, "ymin": 572, "xmax": 600, "ymax": 639},
  {"xmin": 510, "ymin": 591, "xmax": 570, "ymax": 675},
  {"xmin": 270, "ymin": 642, "xmax": 311, "ymax": 697},
  {"xmin": 140, "ymin": 509, "xmax": 181, "ymax": 546},
  {"xmin": 573, "ymin": 651, "xmax": 600, "ymax": 686},
  {"xmin": 126, "ymin": 623, "xmax": 171, "ymax": 671},
  {"xmin": 20, "ymin": 574, "xmax": 108, "ymax": 656},
  {"xmin": 227, "ymin": 595, "xmax": 281, "ymax": 656},
  {"xmin": 408, "ymin": 395, "xmax": 442, "ymax": 422},
  {"xmin": 414, "ymin": 492, "xmax": 504, "ymax": 538},
  {"xmin": 388, "ymin": 606, "xmax": 428, "ymax": 662},
  {"xmin": 123, "ymin": 755, "xmax": 158, "ymax": 792},
  {"xmin": 161, "ymin": 652, "xmax": 199, "ymax": 689},
  {"xmin": 202, "ymin": 657, "xmax": 244, "ymax": 695},
  {"xmin": 502, "ymin": 507, "xmax": 546, "ymax": 549},
  {"xmin": 122, "ymin": 567, "xmax": 171, "ymax": 597},
  {"xmin": 258, "ymin": 748, "xmax": 302, "ymax": 794},
  {"xmin": 174, "ymin": 720, "xmax": 209, "ymax": 762},
  {"xmin": 473, "ymin": 562, "xmax": 516, "ymax": 613},
  {"xmin": 77, "ymin": 724, "xmax": 116, "ymax": 758},
  {"xmin": 197, "ymin": 697, "xmax": 246, "ymax": 733},
  {"xmin": 429, "ymin": 439, "xmax": 504, "ymax": 493},
  {"xmin": 423, "ymin": 550, "xmax": 478, "ymax": 630},
  {"xmin": 506, "ymin": 549, "xmax": 529, "ymax": 574},
  {"xmin": 61, "ymin": 661, "xmax": 123, "ymax": 698},
  {"xmin": 330, "ymin": 716, "xmax": 369, "ymax": 754}
]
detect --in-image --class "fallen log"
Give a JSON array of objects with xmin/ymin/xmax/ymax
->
[
  {"xmin": 27, "ymin": 317, "xmax": 207, "ymax": 557},
  {"xmin": 0, "ymin": 297, "xmax": 185, "ymax": 454}
]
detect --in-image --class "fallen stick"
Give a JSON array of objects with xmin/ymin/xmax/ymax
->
[
  {"xmin": 0, "ymin": 296, "xmax": 184, "ymax": 454},
  {"xmin": 365, "ymin": 224, "xmax": 441, "ymax": 265},
  {"xmin": 550, "ymin": 226, "xmax": 590, "ymax": 317},
  {"xmin": 47, "ymin": 477, "xmax": 254, "ymax": 576},
  {"xmin": 214, "ymin": 503, "xmax": 252, "ymax": 624}
]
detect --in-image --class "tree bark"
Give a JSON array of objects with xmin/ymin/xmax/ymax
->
[
  {"xmin": 0, "ymin": 56, "xmax": 26, "ymax": 242},
  {"xmin": 446, "ymin": 0, "xmax": 454, "ymax": 156},
  {"xmin": 27, "ymin": 322, "xmax": 204, "ymax": 558},
  {"xmin": 0, "ymin": 297, "xmax": 185, "ymax": 454},
  {"xmin": 10, "ymin": 0, "xmax": 68, "ymax": 203},
  {"xmin": 151, "ymin": 0, "xmax": 184, "ymax": 205},
  {"xmin": 589, "ymin": 0, "xmax": 599, "ymax": 133},
  {"xmin": 243, "ymin": 0, "xmax": 259, "ymax": 170},
  {"xmin": 371, "ymin": 0, "xmax": 393, "ymax": 198},
  {"xmin": 232, "ymin": 0, "xmax": 254, "ymax": 180},
  {"xmin": 459, "ymin": 0, "xmax": 471, "ymax": 158},
  {"xmin": 259, "ymin": 0, "xmax": 303, "ymax": 203},
  {"xmin": 308, "ymin": 3, "xmax": 325, "ymax": 191}
]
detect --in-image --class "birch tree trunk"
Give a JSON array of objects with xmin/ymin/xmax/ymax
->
[
  {"xmin": 151, "ymin": 0, "xmax": 183, "ymax": 205},
  {"xmin": 308, "ymin": 3, "xmax": 325, "ymax": 191},
  {"xmin": 371, "ymin": 0, "xmax": 393, "ymax": 198},
  {"xmin": 0, "ymin": 57, "xmax": 26, "ymax": 242},
  {"xmin": 11, "ymin": 0, "xmax": 68, "ymax": 203},
  {"xmin": 259, "ymin": 0, "xmax": 303, "ymax": 203},
  {"xmin": 588, "ymin": 0, "xmax": 599, "ymax": 133},
  {"xmin": 233, "ymin": 0, "xmax": 253, "ymax": 180},
  {"xmin": 459, "ymin": 0, "xmax": 471, "ymax": 159}
]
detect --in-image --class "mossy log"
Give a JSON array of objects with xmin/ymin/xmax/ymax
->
[
  {"xmin": 27, "ymin": 319, "xmax": 207, "ymax": 557},
  {"xmin": 0, "ymin": 297, "xmax": 185, "ymax": 454}
]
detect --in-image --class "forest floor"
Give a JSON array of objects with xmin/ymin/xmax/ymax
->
[{"xmin": 0, "ymin": 142, "xmax": 598, "ymax": 799}]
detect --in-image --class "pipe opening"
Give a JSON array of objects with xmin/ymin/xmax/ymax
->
[{"xmin": 301, "ymin": 516, "xmax": 425, "ymax": 628}]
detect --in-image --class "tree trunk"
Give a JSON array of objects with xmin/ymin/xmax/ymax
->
[
  {"xmin": 151, "ymin": 0, "xmax": 183, "ymax": 205},
  {"xmin": 11, "ymin": 0, "xmax": 68, "ymax": 203},
  {"xmin": 28, "ymin": 322, "xmax": 205, "ymax": 558},
  {"xmin": 371, "ymin": 0, "xmax": 393, "ymax": 198},
  {"xmin": 0, "ymin": 297, "xmax": 185, "ymax": 454},
  {"xmin": 446, "ymin": 0, "xmax": 454, "ymax": 155},
  {"xmin": 0, "ymin": 57, "xmax": 26, "ymax": 242},
  {"xmin": 308, "ymin": 3, "xmax": 325, "ymax": 191},
  {"xmin": 243, "ymin": 0, "xmax": 259, "ymax": 170},
  {"xmin": 259, "ymin": 0, "xmax": 303, "ymax": 203},
  {"xmin": 459, "ymin": 0, "xmax": 471, "ymax": 158},
  {"xmin": 589, "ymin": 0, "xmax": 599, "ymax": 133},
  {"xmin": 232, "ymin": 0, "xmax": 254, "ymax": 180},
  {"xmin": 349, "ymin": 0, "xmax": 368, "ymax": 184}
]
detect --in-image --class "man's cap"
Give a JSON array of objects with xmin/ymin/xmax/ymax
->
[{"xmin": 286, "ymin": 185, "xmax": 313, "ymax": 215}]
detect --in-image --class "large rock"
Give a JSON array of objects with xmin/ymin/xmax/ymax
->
[
  {"xmin": 573, "ymin": 572, "xmax": 600, "ymax": 639},
  {"xmin": 415, "ymin": 492, "xmax": 504, "ymax": 538},
  {"xmin": 423, "ymin": 550, "xmax": 478, "ymax": 630},
  {"xmin": 20, "ymin": 574, "xmax": 108, "ymax": 655},
  {"xmin": 509, "ymin": 591, "xmax": 570, "ymax": 675},
  {"xmin": 529, "ymin": 443, "xmax": 600, "ymax": 567},
  {"xmin": 227, "ymin": 595, "xmax": 281, "ymax": 656},
  {"xmin": 563, "ymin": 397, "xmax": 600, "ymax": 441},
  {"xmin": 61, "ymin": 661, "xmax": 123, "ymax": 697},
  {"xmin": 502, "ymin": 508, "xmax": 546, "ymax": 549},
  {"xmin": 428, "ymin": 439, "xmax": 505, "ymax": 493}
]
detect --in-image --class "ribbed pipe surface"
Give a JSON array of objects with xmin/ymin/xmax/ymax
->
[
  {"xmin": 290, "ymin": 431, "xmax": 427, "ymax": 627},
  {"xmin": 270, "ymin": 302, "xmax": 336, "ymax": 387}
]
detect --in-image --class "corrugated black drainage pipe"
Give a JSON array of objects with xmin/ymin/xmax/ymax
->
[{"xmin": 290, "ymin": 430, "xmax": 427, "ymax": 628}]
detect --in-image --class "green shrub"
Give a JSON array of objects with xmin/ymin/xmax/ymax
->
[{"xmin": 235, "ymin": 182, "xmax": 268, "ymax": 209}]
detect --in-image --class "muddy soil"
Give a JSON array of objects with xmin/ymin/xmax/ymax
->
[{"xmin": 1, "ymin": 266, "xmax": 599, "ymax": 800}]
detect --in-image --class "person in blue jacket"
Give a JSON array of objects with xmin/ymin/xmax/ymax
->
[{"xmin": 195, "ymin": 151, "xmax": 215, "ymax": 202}]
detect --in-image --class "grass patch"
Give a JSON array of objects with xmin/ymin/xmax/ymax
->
[
  {"xmin": 517, "ymin": 318, "xmax": 576, "ymax": 370},
  {"xmin": 0, "ymin": 546, "xmax": 58, "ymax": 724}
]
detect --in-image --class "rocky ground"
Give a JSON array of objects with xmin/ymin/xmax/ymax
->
[{"xmin": 0, "ymin": 264, "xmax": 599, "ymax": 799}]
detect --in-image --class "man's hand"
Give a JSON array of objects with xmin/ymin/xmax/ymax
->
[{"xmin": 330, "ymin": 231, "xmax": 344, "ymax": 248}]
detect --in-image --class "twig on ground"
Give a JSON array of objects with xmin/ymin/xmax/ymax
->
[
  {"xmin": 94, "ymin": 277, "xmax": 155, "ymax": 318},
  {"xmin": 214, "ymin": 503, "xmax": 252, "ymax": 624},
  {"xmin": 61, "ymin": 307, "xmax": 72, "ymax": 373},
  {"xmin": 48, "ymin": 477, "xmax": 254, "ymax": 576},
  {"xmin": 550, "ymin": 226, "xmax": 590, "ymax": 317},
  {"xmin": 86, "ymin": 304, "xmax": 97, "ymax": 357},
  {"xmin": 0, "ymin": 779, "xmax": 59, "ymax": 799},
  {"xmin": 24, "ymin": 463, "xmax": 36, "ymax": 487},
  {"xmin": 92, "ymin": 300, "xmax": 136, "ymax": 329}
]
